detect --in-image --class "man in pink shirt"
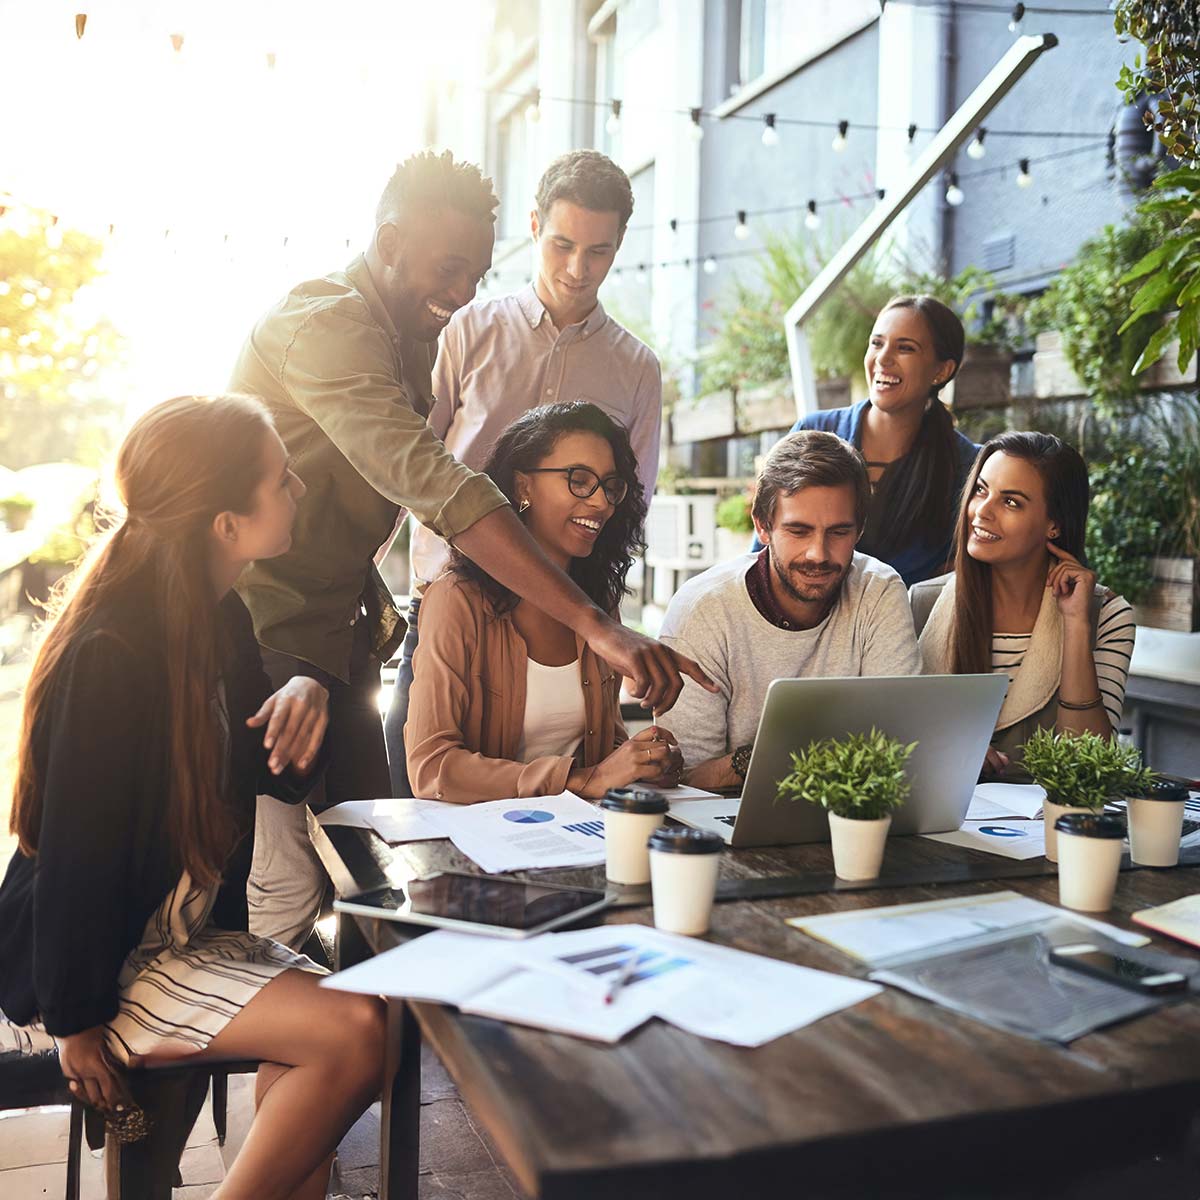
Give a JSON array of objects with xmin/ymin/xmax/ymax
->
[{"xmin": 384, "ymin": 149, "xmax": 662, "ymax": 793}]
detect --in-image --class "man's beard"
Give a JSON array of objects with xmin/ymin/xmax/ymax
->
[{"xmin": 770, "ymin": 549, "xmax": 848, "ymax": 608}]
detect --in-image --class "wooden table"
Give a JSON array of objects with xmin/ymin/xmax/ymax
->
[{"xmin": 310, "ymin": 816, "xmax": 1200, "ymax": 1200}]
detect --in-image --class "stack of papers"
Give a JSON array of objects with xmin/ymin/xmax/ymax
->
[
  {"xmin": 318, "ymin": 798, "xmax": 446, "ymax": 844},
  {"xmin": 324, "ymin": 922, "xmax": 881, "ymax": 1046},
  {"xmin": 788, "ymin": 891, "xmax": 1147, "ymax": 967},
  {"xmin": 921, "ymin": 783, "xmax": 1048, "ymax": 859}
]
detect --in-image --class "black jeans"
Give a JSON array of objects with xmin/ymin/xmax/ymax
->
[{"xmin": 382, "ymin": 595, "xmax": 420, "ymax": 797}]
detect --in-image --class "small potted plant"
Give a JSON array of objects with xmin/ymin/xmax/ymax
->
[
  {"xmin": 715, "ymin": 492, "xmax": 755, "ymax": 562},
  {"xmin": 1, "ymin": 492, "xmax": 35, "ymax": 532},
  {"xmin": 776, "ymin": 728, "xmax": 916, "ymax": 880},
  {"xmin": 1021, "ymin": 729, "xmax": 1154, "ymax": 863}
]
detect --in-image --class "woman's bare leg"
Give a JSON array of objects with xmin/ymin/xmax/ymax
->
[{"xmin": 162, "ymin": 969, "xmax": 385, "ymax": 1200}]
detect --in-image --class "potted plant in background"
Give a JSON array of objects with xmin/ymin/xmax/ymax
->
[
  {"xmin": 714, "ymin": 492, "xmax": 755, "ymax": 561},
  {"xmin": 1, "ymin": 492, "xmax": 35, "ymax": 532},
  {"xmin": 776, "ymin": 728, "xmax": 916, "ymax": 880},
  {"xmin": 1022, "ymin": 728, "xmax": 1154, "ymax": 863}
]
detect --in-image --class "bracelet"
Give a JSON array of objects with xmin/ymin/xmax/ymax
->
[{"xmin": 1058, "ymin": 695, "xmax": 1104, "ymax": 711}]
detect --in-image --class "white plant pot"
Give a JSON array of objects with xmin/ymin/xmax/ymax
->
[
  {"xmin": 715, "ymin": 526, "xmax": 753, "ymax": 562},
  {"xmin": 828, "ymin": 812, "xmax": 891, "ymax": 881},
  {"xmin": 1056, "ymin": 829, "xmax": 1123, "ymax": 912},
  {"xmin": 1042, "ymin": 799, "xmax": 1091, "ymax": 863},
  {"xmin": 1126, "ymin": 797, "xmax": 1185, "ymax": 867}
]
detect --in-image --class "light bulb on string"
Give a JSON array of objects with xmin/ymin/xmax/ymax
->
[
  {"xmin": 266, "ymin": 52, "xmax": 276, "ymax": 70},
  {"xmin": 1017, "ymin": 158, "xmax": 1033, "ymax": 188},
  {"xmin": 45, "ymin": 222, "xmax": 63, "ymax": 250},
  {"xmin": 169, "ymin": 32, "xmax": 184, "ymax": 53},
  {"xmin": 945, "ymin": 173, "xmax": 965, "ymax": 207},
  {"xmin": 606, "ymin": 99, "xmax": 622, "ymax": 136},
  {"xmin": 75, "ymin": 13, "xmax": 87, "ymax": 39},
  {"xmin": 907, "ymin": 122, "xmax": 918, "ymax": 145},
  {"xmin": 524, "ymin": 90, "xmax": 541, "ymax": 124},
  {"xmin": 831, "ymin": 120, "xmax": 849, "ymax": 152},
  {"xmin": 637, "ymin": 264, "xmax": 649, "ymax": 284},
  {"xmin": 761, "ymin": 113, "xmax": 779, "ymax": 147},
  {"xmin": 804, "ymin": 200, "xmax": 820, "ymax": 231},
  {"xmin": 1008, "ymin": 3, "xmax": 1025, "ymax": 34},
  {"xmin": 702, "ymin": 255, "xmax": 718, "ymax": 275},
  {"xmin": 734, "ymin": 210, "xmax": 750, "ymax": 240},
  {"xmin": 967, "ymin": 129, "xmax": 987, "ymax": 159},
  {"xmin": 688, "ymin": 107, "xmax": 704, "ymax": 141}
]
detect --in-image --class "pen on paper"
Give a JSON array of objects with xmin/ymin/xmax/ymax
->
[{"xmin": 604, "ymin": 951, "xmax": 645, "ymax": 1005}]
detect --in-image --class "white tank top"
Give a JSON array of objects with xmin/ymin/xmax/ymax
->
[{"xmin": 517, "ymin": 658, "xmax": 586, "ymax": 762}]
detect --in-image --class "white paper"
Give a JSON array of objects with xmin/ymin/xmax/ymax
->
[
  {"xmin": 418, "ymin": 791, "xmax": 607, "ymax": 873},
  {"xmin": 923, "ymin": 819, "xmax": 1047, "ymax": 860},
  {"xmin": 969, "ymin": 783, "xmax": 1046, "ymax": 820},
  {"xmin": 324, "ymin": 923, "xmax": 881, "ymax": 1047},
  {"xmin": 667, "ymin": 796, "xmax": 739, "ymax": 842},
  {"xmin": 656, "ymin": 784, "xmax": 722, "ymax": 802},
  {"xmin": 318, "ymin": 798, "xmax": 446, "ymax": 843},
  {"xmin": 788, "ymin": 890, "xmax": 1148, "ymax": 967}
]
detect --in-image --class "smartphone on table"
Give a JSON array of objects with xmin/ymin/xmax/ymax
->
[{"xmin": 1049, "ymin": 943, "xmax": 1189, "ymax": 995}]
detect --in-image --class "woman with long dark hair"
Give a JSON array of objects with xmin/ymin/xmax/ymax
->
[
  {"xmin": 764, "ymin": 294, "xmax": 978, "ymax": 586},
  {"xmin": 910, "ymin": 431, "xmax": 1135, "ymax": 777},
  {"xmin": 0, "ymin": 395, "xmax": 384, "ymax": 1200},
  {"xmin": 406, "ymin": 401, "xmax": 682, "ymax": 802}
]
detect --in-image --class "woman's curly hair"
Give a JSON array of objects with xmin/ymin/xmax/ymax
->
[{"xmin": 449, "ymin": 401, "xmax": 647, "ymax": 615}]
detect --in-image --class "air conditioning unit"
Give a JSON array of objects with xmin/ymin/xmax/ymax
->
[{"xmin": 643, "ymin": 495, "xmax": 717, "ymax": 569}]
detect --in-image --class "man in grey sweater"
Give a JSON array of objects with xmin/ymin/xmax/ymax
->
[{"xmin": 659, "ymin": 430, "xmax": 921, "ymax": 790}]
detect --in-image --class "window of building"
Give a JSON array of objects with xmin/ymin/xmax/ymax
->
[
  {"xmin": 590, "ymin": 0, "xmax": 663, "ymax": 167},
  {"xmin": 731, "ymin": 0, "xmax": 878, "ymax": 95}
]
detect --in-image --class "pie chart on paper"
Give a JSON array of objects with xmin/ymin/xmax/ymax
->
[{"xmin": 503, "ymin": 809, "xmax": 555, "ymax": 824}]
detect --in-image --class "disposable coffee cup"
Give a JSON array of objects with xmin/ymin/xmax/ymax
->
[
  {"xmin": 1055, "ymin": 812, "xmax": 1126, "ymax": 912},
  {"xmin": 601, "ymin": 788, "xmax": 669, "ymax": 885},
  {"xmin": 1126, "ymin": 781, "xmax": 1188, "ymax": 868},
  {"xmin": 648, "ymin": 827, "xmax": 724, "ymax": 936}
]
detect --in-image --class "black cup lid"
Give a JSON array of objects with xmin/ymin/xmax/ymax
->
[
  {"xmin": 648, "ymin": 827, "xmax": 724, "ymax": 855},
  {"xmin": 1054, "ymin": 812, "xmax": 1126, "ymax": 839},
  {"xmin": 1129, "ymin": 780, "xmax": 1189, "ymax": 803},
  {"xmin": 600, "ymin": 787, "xmax": 669, "ymax": 815}
]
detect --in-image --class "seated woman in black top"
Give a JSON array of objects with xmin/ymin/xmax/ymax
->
[{"xmin": 0, "ymin": 394, "xmax": 384, "ymax": 1200}]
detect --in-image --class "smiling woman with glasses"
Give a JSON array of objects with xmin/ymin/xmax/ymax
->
[{"xmin": 404, "ymin": 401, "xmax": 684, "ymax": 803}]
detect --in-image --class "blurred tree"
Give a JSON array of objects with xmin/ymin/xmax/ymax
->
[{"xmin": 0, "ymin": 210, "xmax": 125, "ymax": 469}]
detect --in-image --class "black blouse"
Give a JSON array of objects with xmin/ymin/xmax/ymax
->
[{"xmin": 0, "ymin": 579, "xmax": 322, "ymax": 1036}]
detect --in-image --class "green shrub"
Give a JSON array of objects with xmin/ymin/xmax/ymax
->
[
  {"xmin": 715, "ymin": 493, "xmax": 754, "ymax": 533},
  {"xmin": 1022, "ymin": 729, "xmax": 1155, "ymax": 811},
  {"xmin": 776, "ymin": 728, "xmax": 916, "ymax": 821}
]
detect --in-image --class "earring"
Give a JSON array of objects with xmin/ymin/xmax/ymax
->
[{"xmin": 518, "ymin": 498, "xmax": 530, "ymax": 513}]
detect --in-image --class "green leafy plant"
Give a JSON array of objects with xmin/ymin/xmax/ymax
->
[
  {"xmin": 1022, "ymin": 729, "xmax": 1155, "ymax": 811},
  {"xmin": 1026, "ymin": 210, "xmax": 1167, "ymax": 415},
  {"xmin": 1117, "ymin": 167, "xmax": 1200, "ymax": 378},
  {"xmin": 776, "ymin": 728, "xmax": 916, "ymax": 821},
  {"xmin": 1114, "ymin": 1, "xmax": 1199, "ymax": 162},
  {"xmin": 715, "ymin": 492, "xmax": 754, "ymax": 533}
]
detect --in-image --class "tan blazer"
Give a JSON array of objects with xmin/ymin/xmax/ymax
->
[{"xmin": 405, "ymin": 575, "xmax": 627, "ymax": 802}]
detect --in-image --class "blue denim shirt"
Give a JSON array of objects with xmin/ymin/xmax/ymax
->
[{"xmin": 754, "ymin": 399, "xmax": 979, "ymax": 587}]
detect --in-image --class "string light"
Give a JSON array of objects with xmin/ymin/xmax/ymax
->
[
  {"xmin": 907, "ymin": 122, "xmax": 918, "ymax": 145},
  {"xmin": 1017, "ymin": 157, "xmax": 1033, "ymax": 187},
  {"xmin": 967, "ymin": 128, "xmax": 988, "ymax": 159},
  {"xmin": 734, "ymin": 210, "xmax": 750, "ymax": 240},
  {"xmin": 945, "ymin": 173, "xmax": 965, "ymax": 207},
  {"xmin": 75, "ymin": 13, "xmax": 86, "ymax": 39},
  {"xmin": 1008, "ymin": 3, "xmax": 1025, "ymax": 33},
  {"xmin": 761, "ymin": 113, "xmax": 779, "ymax": 148},
  {"xmin": 832, "ymin": 119, "xmax": 849, "ymax": 152},
  {"xmin": 524, "ymin": 90, "xmax": 541, "ymax": 124},
  {"xmin": 169, "ymin": 32, "xmax": 184, "ymax": 53},
  {"xmin": 805, "ymin": 199, "xmax": 820, "ymax": 231},
  {"xmin": 688, "ymin": 107, "xmax": 704, "ymax": 141},
  {"xmin": 606, "ymin": 99, "xmax": 622, "ymax": 136},
  {"xmin": 266, "ymin": 52, "xmax": 276, "ymax": 70},
  {"xmin": 636, "ymin": 264, "xmax": 648, "ymax": 284},
  {"xmin": 702, "ymin": 255, "xmax": 718, "ymax": 275}
]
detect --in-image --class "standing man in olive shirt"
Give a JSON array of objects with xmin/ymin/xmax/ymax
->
[{"xmin": 232, "ymin": 151, "xmax": 710, "ymax": 947}]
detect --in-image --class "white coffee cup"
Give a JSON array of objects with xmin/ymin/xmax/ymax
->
[
  {"xmin": 648, "ymin": 827, "xmax": 724, "ymax": 936},
  {"xmin": 1126, "ymin": 782, "xmax": 1188, "ymax": 867},
  {"xmin": 601, "ymin": 788, "xmax": 669, "ymax": 885},
  {"xmin": 1055, "ymin": 812, "xmax": 1126, "ymax": 912}
]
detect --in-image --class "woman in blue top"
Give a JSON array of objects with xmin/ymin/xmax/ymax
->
[{"xmin": 765, "ymin": 295, "xmax": 978, "ymax": 586}]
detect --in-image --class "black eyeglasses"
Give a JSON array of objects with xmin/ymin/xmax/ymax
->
[{"xmin": 526, "ymin": 466, "xmax": 629, "ymax": 506}]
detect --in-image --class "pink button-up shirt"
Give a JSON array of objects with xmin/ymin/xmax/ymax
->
[{"xmin": 410, "ymin": 284, "xmax": 663, "ymax": 589}]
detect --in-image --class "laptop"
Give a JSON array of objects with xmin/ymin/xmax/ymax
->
[{"xmin": 670, "ymin": 674, "xmax": 1007, "ymax": 848}]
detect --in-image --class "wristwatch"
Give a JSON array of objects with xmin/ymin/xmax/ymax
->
[{"xmin": 731, "ymin": 742, "xmax": 754, "ymax": 781}]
